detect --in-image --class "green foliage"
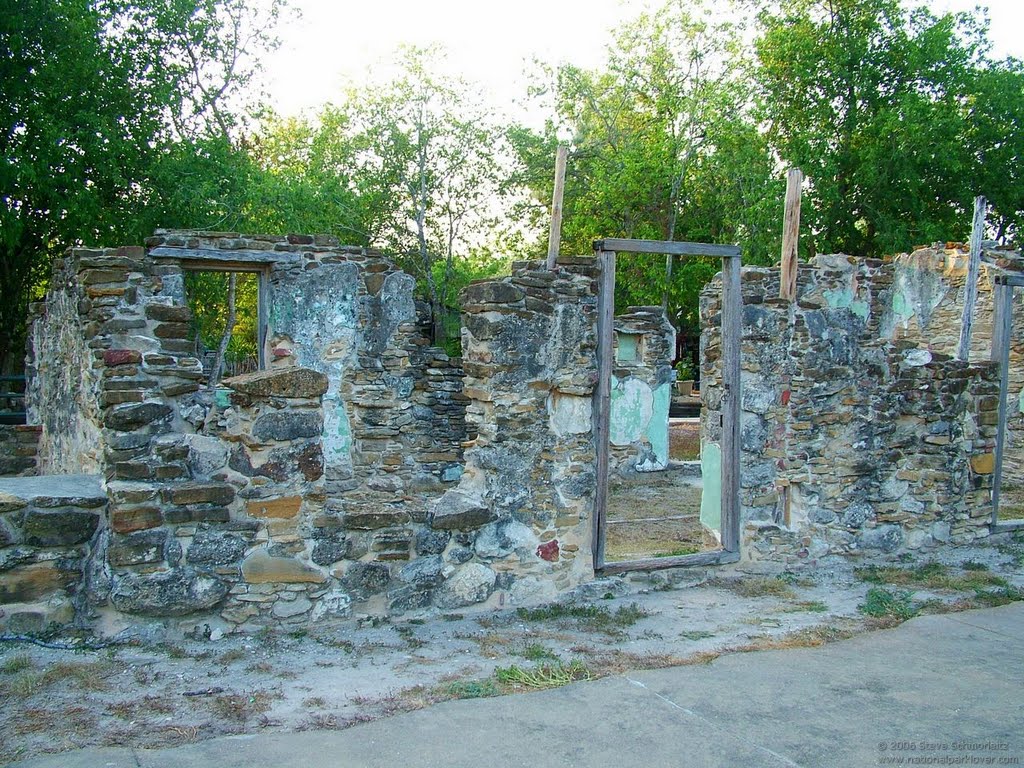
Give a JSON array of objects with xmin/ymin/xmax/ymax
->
[
  {"xmin": 494, "ymin": 660, "xmax": 591, "ymax": 689},
  {"xmin": 754, "ymin": 0, "xmax": 1024, "ymax": 255},
  {"xmin": 515, "ymin": 602, "xmax": 650, "ymax": 634},
  {"xmin": 859, "ymin": 587, "xmax": 918, "ymax": 620},
  {"xmin": 183, "ymin": 270, "xmax": 260, "ymax": 369},
  {"xmin": 443, "ymin": 678, "xmax": 499, "ymax": 699}
]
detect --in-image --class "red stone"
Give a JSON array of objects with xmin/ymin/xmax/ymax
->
[
  {"xmin": 104, "ymin": 349, "xmax": 142, "ymax": 366},
  {"xmin": 272, "ymin": 348, "xmax": 292, "ymax": 358},
  {"xmin": 781, "ymin": 389, "xmax": 791, "ymax": 406},
  {"xmin": 537, "ymin": 539, "xmax": 560, "ymax": 562}
]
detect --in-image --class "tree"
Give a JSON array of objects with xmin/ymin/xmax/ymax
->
[
  {"xmin": 344, "ymin": 47, "xmax": 515, "ymax": 344},
  {"xmin": 511, "ymin": 2, "xmax": 781, "ymax": 339},
  {"xmin": 754, "ymin": 0, "xmax": 1023, "ymax": 255},
  {"xmin": 0, "ymin": 0, "xmax": 285, "ymax": 372}
]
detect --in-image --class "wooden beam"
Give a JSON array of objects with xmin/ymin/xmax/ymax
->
[
  {"xmin": 957, "ymin": 195, "xmax": 987, "ymax": 362},
  {"xmin": 720, "ymin": 253, "xmax": 742, "ymax": 553},
  {"xmin": 149, "ymin": 246, "xmax": 295, "ymax": 266},
  {"xmin": 990, "ymin": 281, "xmax": 1012, "ymax": 523},
  {"xmin": 995, "ymin": 274, "xmax": 1024, "ymax": 288},
  {"xmin": 598, "ymin": 548, "xmax": 740, "ymax": 575},
  {"xmin": 593, "ymin": 238, "xmax": 741, "ymax": 258},
  {"xmin": 546, "ymin": 145, "xmax": 569, "ymax": 270},
  {"xmin": 591, "ymin": 249, "xmax": 615, "ymax": 571},
  {"xmin": 779, "ymin": 168, "xmax": 803, "ymax": 301}
]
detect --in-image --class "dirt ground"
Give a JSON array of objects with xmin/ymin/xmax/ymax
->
[
  {"xmin": 2, "ymin": 533, "xmax": 1022, "ymax": 766},
  {"xmin": 605, "ymin": 465, "xmax": 707, "ymax": 561},
  {"xmin": 668, "ymin": 418, "xmax": 700, "ymax": 461}
]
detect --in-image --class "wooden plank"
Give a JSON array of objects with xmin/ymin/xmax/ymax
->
[
  {"xmin": 257, "ymin": 268, "xmax": 269, "ymax": 369},
  {"xmin": 779, "ymin": 168, "xmax": 803, "ymax": 301},
  {"xmin": 720, "ymin": 253, "xmax": 742, "ymax": 553},
  {"xmin": 990, "ymin": 281, "xmax": 1012, "ymax": 523},
  {"xmin": 956, "ymin": 195, "xmax": 987, "ymax": 361},
  {"xmin": 592, "ymin": 249, "xmax": 616, "ymax": 571},
  {"xmin": 598, "ymin": 549, "xmax": 740, "ymax": 575},
  {"xmin": 992, "ymin": 520, "xmax": 1024, "ymax": 534},
  {"xmin": 546, "ymin": 145, "xmax": 569, "ymax": 270},
  {"xmin": 149, "ymin": 246, "xmax": 294, "ymax": 266},
  {"xmin": 995, "ymin": 274, "xmax": 1024, "ymax": 287},
  {"xmin": 594, "ymin": 238, "xmax": 741, "ymax": 258}
]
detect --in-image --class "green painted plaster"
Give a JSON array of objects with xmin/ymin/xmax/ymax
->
[
  {"xmin": 615, "ymin": 332, "xmax": 641, "ymax": 363},
  {"xmin": 323, "ymin": 397, "xmax": 352, "ymax": 464},
  {"xmin": 648, "ymin": 382, "xmax": 671, "ymax": 467},
  {"xmin": 1018, "ymin": 388, "xmax": 1024, "ymax": 414},
  {"xmin": 824, "ymin": 286, "xmax": 870, "ymax": 320},
  {"xmin": 609, "ymin": 376, "xmax": 652, "ymax": 446},
  {"xmin": 699, "ymin": 442, "xmax": 722, "ymax": 535}
]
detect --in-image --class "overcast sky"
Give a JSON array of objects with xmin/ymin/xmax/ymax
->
[{"xmin": 261, "ymin": 0, "xmax": 1024, "ymax": 123}]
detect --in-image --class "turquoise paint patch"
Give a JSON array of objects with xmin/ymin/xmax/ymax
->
[
  {"xmin": 609, "ymin": 377, "xmax": 651, "ymax": 446},
  {"xmin": 615, "ymin": 332, "xmax": 641, "ymax": 363},
  {"xmin": 700, "ymin": 442, "xmax": 722, "ymax": 535},
  {"xmin": 823, "ymin": 286, "xmax": 869, "ymax": 320},
  {"xmin": 213, "ymin": 388, "xmax": 231, "ymax": 409},
  {"xmin": 648, "ymin": 383, "xmax": 671, "ymax": 466},
  {"xmin": 1018, "ymin": 388, "xmax": 1024, "ymax": 414},
  {"xmin": 891, "ymin": 291, "xmax": 914, "ymax": 324}
]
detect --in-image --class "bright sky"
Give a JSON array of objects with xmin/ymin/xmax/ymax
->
[{"xmin": 263, "ymin": 0, "xmax": 1024, "ymax": 123}]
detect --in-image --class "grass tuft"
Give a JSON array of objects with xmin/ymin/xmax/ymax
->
[
  {"xmin": 494, "ymin": 660, "xmax": 591, "ymax": 689},
  {"xmin": 859, "ymin": 587, "xmax": 918, "ymax": 621},
  {"xmin": 515, "ymin": 602, "xmax": 650, "ymax": 634}
]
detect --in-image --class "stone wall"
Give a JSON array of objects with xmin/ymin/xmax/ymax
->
[
  {"xmin": 700, "ymin": 252, "xmax": 1003, "ymax": 562},
  {"xmin": 0, "ymin": 426, "xmax": 40, "ymax": 476},
  {"xmin": 436, "ymin": 256, "xmax": 601, "ymax": 604},
  {"xmin": 609, "ymin": 307, "xmax": 675, "ymax": 474},
  {"xmin": 12, "ymin": 233, "xmax": 608, "ymax": 632},
  {"xmin": 0, "ymin": 475, "xmax": 108, "ymax": 633},
  {"xmin": 888, "ymin": 246, "xmax": 1024, "ymax": 488}
]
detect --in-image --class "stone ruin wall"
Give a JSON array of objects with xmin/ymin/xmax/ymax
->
[
  {"xmin": 1, "ymin": 233, "xmax": 604, "ymax": 633},
  {"xmin": 700, "ymin": 248, "xmax": 1007, "ymax": 563},
  {"xmin": 608, "ymin": 307, "xmax": 676, "ymax": 475}
]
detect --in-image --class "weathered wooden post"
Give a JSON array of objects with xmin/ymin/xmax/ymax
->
[
  {"xmin": 956, "ymin": 195, "xmax": 987, "ymax": 362},
  {"xmin": 779, "ymin": 168, "xmax": 803, "ymax": 301},
  {"xmin": 546, "ymin": 144, "xmax": 569, "ymax": 270}
]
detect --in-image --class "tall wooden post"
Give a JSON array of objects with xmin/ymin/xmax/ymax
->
[
  {"xmin": 956, "ymin": 195, "xmax": 987, "ymax": 362},
  {"xmin": 779, "ymin": 168, "xmax": 803, "ymax": 301},
  {"xmin": 546, "ymin": 145, "xmax": 569, "ymax": 270}
]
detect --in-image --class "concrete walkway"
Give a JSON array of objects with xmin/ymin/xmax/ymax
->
[{"xmin": 14, "ymin": 604, "xmax": 1024, "ymax": 768}]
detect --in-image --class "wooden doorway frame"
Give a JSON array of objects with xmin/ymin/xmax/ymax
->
[
  {"xmin": 990, "ymin": 273, "xmax": 1024, "ymax": 533},
  {"xmin": 591, "ymin": 238, "xmax": 742, "ymax": 574}
]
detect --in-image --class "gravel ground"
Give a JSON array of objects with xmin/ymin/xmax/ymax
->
[{"xmin": 1, "ymin": 532, "xmax": 1022, "ymax": 765}]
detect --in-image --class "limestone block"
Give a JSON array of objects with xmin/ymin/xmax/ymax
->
[
  {"xmin": 108, "ymin": 529, "xmax": 167, "ymax": 566},
  {"xmin": 336, "ymin": 561, "xmax": 391, "ymax": 600},
  {"xmin": 186, "ymin": 530, "xmax": 248, "ymax": 566},
  {"xmin": 241, "ymin": 549, "xmax": 325, "ymax": 584},
  {"xmin": 223, "ymin": 367, "xmax": 329, "ymax": 399},
  {"xmin": 22, "ymin": 508, "xmax": 100, "ymax": 547},
  {"xmin": 104, "ymin": 402, "xmax": 173, "ymax": 431},
  {"xmin": 548, "ymin": 391, "xmax": 592, "ymax": 436},
  {"xmin": 430, "ymin": 490, "xmax": 494, "ymax": 530},
  {"xmin": 246, "ymin": 496, "xmax": 302, "ymax": 520},
  {"xmin": 163, "ymin": 482, "xmax": 235, "ymax": 507},
  {"xmin": 398, "ymin": 555, "xmax": 444, "ymax": 588},
  {"xmin": 252, "ymin": 411, "xmax": 323, "ymax": 442},
  {"xmin": 473, "ymin": 519, "xmax": 537, "ymax": 559},
  {"xmin": 110, "ymin": 567, "xmax": 228, "ymax": 616},
  {"xmin": 435, "ymin": 562, "xmax": 496, "ymax": 609},
  {"xmin": 0, "ymin": 561, "xmax": 74, "ymax": 603}
]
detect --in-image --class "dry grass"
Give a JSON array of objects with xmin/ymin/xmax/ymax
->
[
  {"xmin": 712, "ymin": 576, "xmax": 798, "ymax": 600},
  {"xmin": 855, "ymin": 561, "xmax": 1010, "ymax": 592},
  {"xmin": 731, "ymin": 624, "xmax": 857, "ymax": 653},
  {"xmin": 206, "ymin": 691, "xmax": 276, "ymax": 723},
  {"xmin": 669, "ymin": 420, "xmax": 701, "ymax": 461}
]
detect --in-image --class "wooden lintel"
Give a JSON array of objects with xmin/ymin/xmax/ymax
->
[
  {"xmin": 779, "ymin": 168, "xmax": 803, "ymax": 301},
  {"xmin": 149, "ymin": 246, "xmax": 295, "ymax": 266},
  {"xmin": 956, "ymin": 195, "xmax": 987, "ymax": 362},
  {"xmin": 593, "ymin": 238, "xmax": 741, "ymax": 258}
]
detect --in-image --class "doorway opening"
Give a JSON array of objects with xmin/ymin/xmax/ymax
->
[
  {"xmin": 592, "ymin": 238, "xmax": 741, "ymax": 574},
  {"xmin": 989, "ymin": 274, "xmax": 1024, "ymax": 531}
]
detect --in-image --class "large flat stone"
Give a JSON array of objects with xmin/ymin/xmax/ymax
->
[
  {"xmin": 23, "ymin": 509, "xmax": 100, "ymax": 547},
  {"xmin": 224, "ymin": 368, "xmax": 329, "ymax": 399},
  {"xmin": 429, "ymin": 490, "xmax": 494, "ymax": 531},
  {"xmin": 0, "ymin": 475, "xmax": 106, "ymax": 508},
  {"xmin": 241, "ymin": 549, "xmax": 326, "ymax": 584},
  {"xmin": 246, "ymin": 496, "xmax": 303, "ymax": 520},
  {"xmin": 0, "ymin": 561, "xmax": 74, "ymax": 603},
  {"xmin": 252, "ymin": 411, "xmax": 323, "ymax": 442},
  {"xmin": 110, "ymin": 568, "xmax": 228, "ymax": 616}
]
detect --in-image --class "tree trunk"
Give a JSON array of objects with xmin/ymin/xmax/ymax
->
[{"xmin": 208, "ymin": 274, "xmax": 237, "ymax": 386}]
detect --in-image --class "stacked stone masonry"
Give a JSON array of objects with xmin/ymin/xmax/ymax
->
[
  {"xmin": 700, "ymin": 246, "xmax": 1018, "ymax": 563},
  {"xmin": 5, "ymin": 233, "xmax": 603, "ymax": 632}
]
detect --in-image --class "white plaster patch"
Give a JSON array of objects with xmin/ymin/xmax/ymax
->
[{"xmin": 547, "ymin": 391, "xmax": 592, "ymax": 436}]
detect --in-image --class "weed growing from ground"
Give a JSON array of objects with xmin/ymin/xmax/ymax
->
[
  {"xmin": 515, "ymin": 602, "xmax": 650, "ymax": 634},
  {"xmin": 494, "ymin": 660, "xmax": 591, "ymax": 689},
  {"xmin": 859, "ymin": 587, "xmax": 918, "ymax": 621}
]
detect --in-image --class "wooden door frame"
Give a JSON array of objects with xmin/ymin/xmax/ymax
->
[
  {"xmin": 990, "ymin": 274, "xmax": 1024, "ymax": 532},
  {"xmin": 591, "ymin": 238, "xmax": 742, "ymax": 574}
]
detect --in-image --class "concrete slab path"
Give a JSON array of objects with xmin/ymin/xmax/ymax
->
[{"xmin": 13, "ymin": 603, "xmax": 1024, "ymax": 768}]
